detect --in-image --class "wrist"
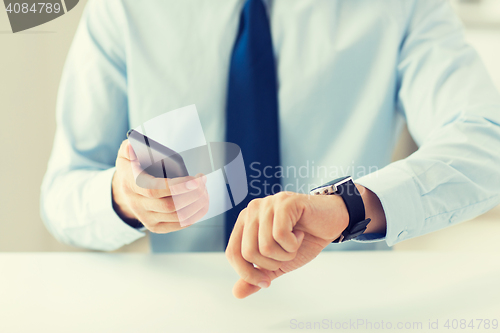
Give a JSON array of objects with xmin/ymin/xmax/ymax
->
[
  {"xmin": 111, "ymin": 173, "xmax": 139, "ymax": 225},
  {"xmin": 355, "ymin": 184, "xmax": 386, "ymax": 235},
  {"xmin": 331, "ymin": 194, "xmax": 349, "ymax": 233},
  {"xmin": 302, "ymin": 194, "xmax": 349, "ymax": 241}
]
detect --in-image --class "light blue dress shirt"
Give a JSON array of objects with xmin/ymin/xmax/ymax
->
[{"xmin": 41, "ymin": 0, "xmax": 500, "ymax": 252}]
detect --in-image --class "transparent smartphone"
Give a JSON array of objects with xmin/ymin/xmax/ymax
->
[{"xmin": 127, "ymin": 129, "xmax": 189, "ymax": 179}]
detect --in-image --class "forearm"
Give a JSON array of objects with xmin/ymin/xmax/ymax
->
[
  {"xmin": 358, "ymin": 0, "xmax": 500, "ymax": 246},
  {"xmin": 355, "ymin": 113, "xmax": 500, "ymax": 246},
  {"xmin": 41, "ymin": 0, "xmax": 135, "ymax": 250}
]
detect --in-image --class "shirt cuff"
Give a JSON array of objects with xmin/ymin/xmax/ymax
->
[
  {"xmin": 354, "ymin": 160, "xmax": 425, "ymax": 247},
  {"xmin": 352, "ymin": 232, "xmax": 386, "ymax": 243},
  {"xmin": 86, "ymin": 167, "xmax": 145, "ymax": 250}
]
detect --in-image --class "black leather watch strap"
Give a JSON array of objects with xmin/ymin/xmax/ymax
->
[
  {"xmin": 332, "ymin": 179, "xmax": 371, "ymax": 243},
  {"xmin": 337, "ymin": 179, "xmax": 365, "ymax": 225},
  {"xmin": 333, "ymin": 218, "xmax": 371, "ymax": 243},
  {"xmin": 310, "ymin": 177, "xmax": 371, "ymax": 243}
]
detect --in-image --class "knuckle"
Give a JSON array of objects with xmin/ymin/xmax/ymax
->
[
  {"xmin": 115, "ymin": 154, "xmax": 125, "ymax": 167},
  {"xmin": 236, "ymin": 208, "xmax": 248, "ymax": 222},
  {"xmin": 195, "ymin": 178, "xmax": 206, "ymax": 190},
  {"xmin": 169, "ymin": 179, "xmax": 186, "ymax": 195},
  {"xmin": 259, "ymin": 242, "xmax": 274, "ymax": 257},
  {"xmin": 247, "ymin": 198, "xmax": 262, "ymax": 211},
  {"xmin": 177, "ymin": 211, "xmax": 188, "ymax": 222},
  {"xmin": 241, "ymin": 270, "xmax": 253, "ymax": 284},
  {"xmin": 285, "ymin": 251, "xmax": 298, "ymax": 261},
  {"xmin": 198, "ymin": 185, "xmax": 208, "ymax": 197},
  {"xmin": 143, "ymin": 188, "xmax": 156, "ymax": 198},
  {"xmin": 279, "ymin": 194, "xmax": 293, "ymax": 206},
  {"xmin": 172, "ymin": 177, "xmax": 194, "ymax": 192},
  {"xmin": 283, "ymin": 197, "xmax": 296, "ymax": 208},
  {"xmin": 241, "ymin": 247, "xmax": 255, "ymax": 262},
  {"xmin": 276, "ymin": 191, "xmax": 295, "ymax": 205},
  {"xmin": 275, "ymin": 191, "xmax": 288, "ymax": 200},
  {"xmin": 155, "ymin": 179, "xmax": 169, "ymax": 191},
  {"xmin": 273, "ymin": 228, "xmax": 288, "ymax": 243},
  {"xmin": 161, "ymin": 198, "xmax": 176, "ymax": 213},
  {"xmin": 267, "ymin": 262, "xmax": 281, "ymax": 272},
  {"xmin": 192, "ymin": 187, "xmax": 205, "ymax": 202}
]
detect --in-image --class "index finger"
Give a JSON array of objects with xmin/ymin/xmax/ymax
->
[
  {"xmin": 225, "ymin": 213, "xmax": 271, "ymax": 291},
  {"xmin": 134, "ymin": 174, "xmax": 206, "ymax": 198}
]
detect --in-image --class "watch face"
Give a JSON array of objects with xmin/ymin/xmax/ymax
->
[{"xmin": 309, "ymin": 176, "xmax": 352, "ymax": 195}]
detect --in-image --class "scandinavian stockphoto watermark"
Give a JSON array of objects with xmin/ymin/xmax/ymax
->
[
  {"xmin": 128, "ymin": 105, "xmax": 380, "ymax": 225},
  {"xmin": 248, "ymin": 161, "xmax": 379, "ymax": 196},
  {"xmin": 289, "ymin": 318, "xmax": 499, "ymax": 330},
  {"xmin": 3, "ymin": 0, "xmax": 80, "ymax": 33}
]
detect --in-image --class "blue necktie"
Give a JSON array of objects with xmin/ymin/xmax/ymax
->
[{"xmin": 224, "ymin": 0, "xmax": 281, "ymax": 247}]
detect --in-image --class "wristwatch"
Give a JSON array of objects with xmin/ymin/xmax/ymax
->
[{"xmin": 310, "ymin": 176, "xmax": 371, "ymax": 243}]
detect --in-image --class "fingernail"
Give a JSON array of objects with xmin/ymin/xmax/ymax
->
[
  {"xmin": 186, "ymin": 179, "xmax": 198, "ymax": 190},
  {"xmin": 258, "ymin": 281, "xmax": 269, "ymax": 289}
]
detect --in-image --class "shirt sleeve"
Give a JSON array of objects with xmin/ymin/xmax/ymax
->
[
  {"xmin": 40, "ymin": 0, "xmax": 145, "ymax": 251},
  {"xmin": 355, "ymin": 0, "xmax": 500, "ymax": 247}
]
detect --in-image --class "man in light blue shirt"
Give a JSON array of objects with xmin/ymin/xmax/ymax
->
[{"xmin": 42, "ymin": 0, "xmax": 500, "ymax": 266}]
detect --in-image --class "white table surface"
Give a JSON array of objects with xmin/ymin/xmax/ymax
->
[{"xmin": 0, "ymin": 252, "xmax": 499, "ymax": 333}]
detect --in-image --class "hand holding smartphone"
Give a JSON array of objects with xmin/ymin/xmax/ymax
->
[{"xmin": 110, "ymin": 133, "xmax": 209, "ymax": 232}]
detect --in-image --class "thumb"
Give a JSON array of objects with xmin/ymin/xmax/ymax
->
[
  {"xmin": 233, "ymin": 268, "xmax": 282, "ymax": 299},
  {"xmin": 127, "ymin": 140, "xmax": 138, "ymax": 161},
  {"xmin": 293, "ymin": 230, "xmax": 305, "ymax": 248},
  {"xmin": 118, "ymin": 140, "xmax": 136, "ymax": 161},
  {"xmin": 233, "ymin": 279, "xmax": 261, "ymax": 299},
  {"xmin": 119, "ymin": 140, "xmax": 144, "ymax": 182}
]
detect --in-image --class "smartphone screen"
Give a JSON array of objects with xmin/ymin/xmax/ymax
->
[{"xmin": 127, "ymin": 129, "xmax": 189, "ymax": 179}]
